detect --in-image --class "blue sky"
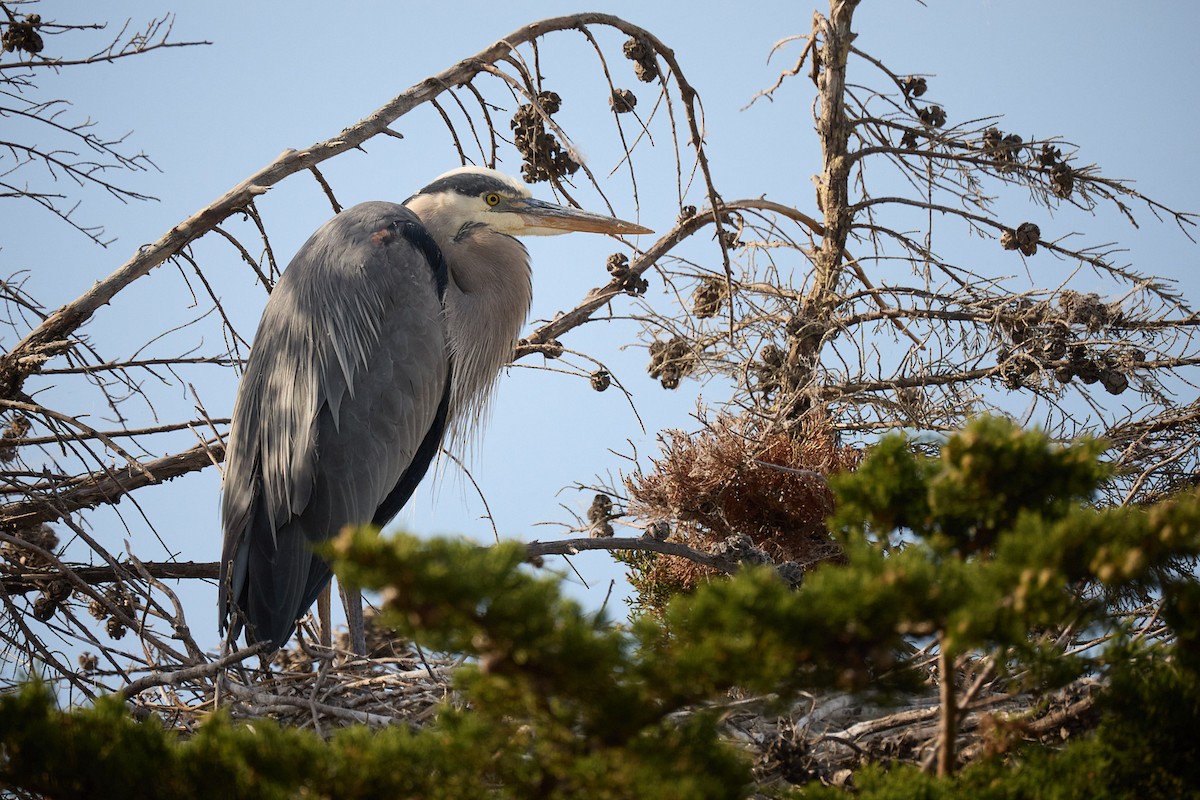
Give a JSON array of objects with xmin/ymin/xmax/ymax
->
[{"xmin": 5, "ymin": 2, "xmax": 1198, "ymax": 652}]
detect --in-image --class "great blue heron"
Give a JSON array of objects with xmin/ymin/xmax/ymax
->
[{"xmin": 219, "ymin": 167, "xmax": 650, "ymax": 655}]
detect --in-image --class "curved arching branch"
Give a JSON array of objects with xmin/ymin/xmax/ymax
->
[
  {"xmin": 0, "ymin": 13, "xmax": 704, "ymax": 401},
  {"xmin": 519, "ymin": 197, "xmax": 822, "ymax": 356}
]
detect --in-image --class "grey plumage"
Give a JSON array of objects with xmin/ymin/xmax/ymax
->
[
  {"xmin": 221, "ymin": 202, "xmax": 449, "ymax": 649},
  {"xmin": 220, "ymin": 167, "xmax": 650, "ymax": 653}
]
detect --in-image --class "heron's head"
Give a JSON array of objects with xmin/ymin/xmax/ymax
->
[{"xmin": 404, "ymin": 166, "xmax": 651, "ymax": 242}]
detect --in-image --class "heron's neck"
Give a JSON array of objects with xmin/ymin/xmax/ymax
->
[{"xmin": 440, "ymin": 229, "xmax": 533, "ymax": 430}]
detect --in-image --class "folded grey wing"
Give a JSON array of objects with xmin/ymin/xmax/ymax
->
[{"xmin": 220, "ymin": 202, "xmax": 449, "ymax": 648}]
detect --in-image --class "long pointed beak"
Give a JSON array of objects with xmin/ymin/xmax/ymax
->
[{"xmin": 511, "ymin": 197, "xmax": 652, "ymax": 236}]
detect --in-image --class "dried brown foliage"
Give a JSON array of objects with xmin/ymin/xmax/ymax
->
[{"xmin": 624, "ymin": 413, "xmax": 859, "ymax": 608}]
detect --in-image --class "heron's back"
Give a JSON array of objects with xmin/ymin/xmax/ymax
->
[{"xmin": 220, "ymin": 202, "xmax": 451, "ymax": 649}]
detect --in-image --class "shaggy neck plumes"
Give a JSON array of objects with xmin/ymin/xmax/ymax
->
[
  {"xmin": 442, "ymin": 228, "xmax": 532, "ymax": 428},
  {"xmin": 407, "ymin": 189, "xmax": 533, "ymax": 443}
]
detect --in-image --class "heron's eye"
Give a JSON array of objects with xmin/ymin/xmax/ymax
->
[{"xmin": 484, "ymin": 192, "xmax": 501, "ymax": 207}]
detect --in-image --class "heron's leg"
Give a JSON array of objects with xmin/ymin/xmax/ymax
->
[
  {"xmin": 338, "ymin": 580, "xmax": 366, "ymax": 656},
  {"xmin": 318, "ymin": 584, "xmax": 332, "ymax": 649}
]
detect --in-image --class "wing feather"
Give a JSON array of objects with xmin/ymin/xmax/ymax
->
[{"xmin": 220, "ymin": 202, "xmax": 451, "ymax": 648}]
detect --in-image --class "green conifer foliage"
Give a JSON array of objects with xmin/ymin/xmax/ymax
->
[{"xmin": 1, "ymin": 417, "xmax": 1197, "ymax": 797}]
